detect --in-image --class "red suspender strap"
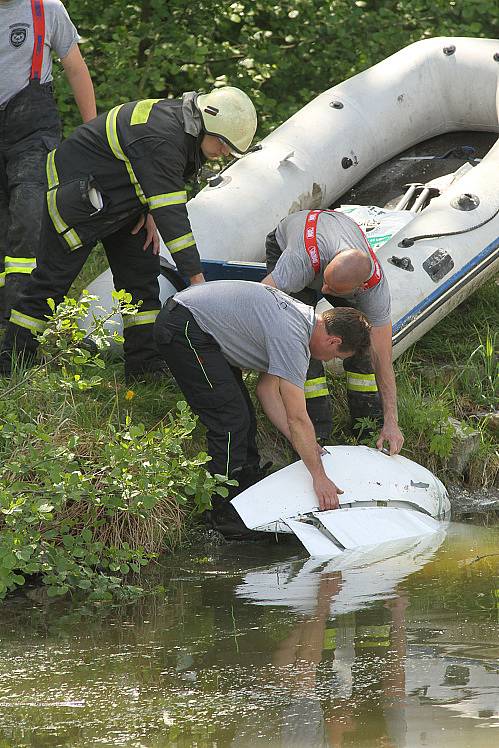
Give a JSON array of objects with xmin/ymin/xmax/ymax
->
[
  {"xmin": 303, "ymin": 210, "xmax": 322, "ymax": 273},
  {"xmin": 30, "ymin": 0, "xmax": 45, "ymax": 81},
  {"xmin": 354, "ymin": 220, "xmax": 383, "ymax": 289},
  {"xmin": 304, "ymin": 209, "xmax": 382, "ymax": 288},
  {"xmin": 362, "ymin": 245, "xmax": 382, "ymax": 289}
]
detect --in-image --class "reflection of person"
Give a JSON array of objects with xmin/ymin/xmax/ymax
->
[
  {"xmin": 0, "ymin": 86, "xmax": 257, "ymax": 381},
  {"xmin": 274, "ymin": 573, "xmax": 343, "ymax": 746},
  {"xmin": 321, "ymin": 594, "xmax": 408, "ymax": 747},
  {"xmin": 262, "ymin": 209, "xmax": 404, "ymax": 455},
  {"xmin": 270, "ymin": 571, "xmax": 408, "ymax": 747},
  {"xmin": 154, "ymin": 281, "xmax": 371, "ymax": 529},
  {"xmin": 0, "ymin": 0, "xmax": 96, "ymax": 323}
]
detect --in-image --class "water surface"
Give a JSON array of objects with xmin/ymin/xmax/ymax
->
[{"xmin": 0, "ymin": 522, "xmax": 497, "ymax": 746}]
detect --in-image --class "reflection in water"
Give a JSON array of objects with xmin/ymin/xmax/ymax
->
[{"xmin": 0, "ymin": 523, "xmax": 497, "ymax": 747}]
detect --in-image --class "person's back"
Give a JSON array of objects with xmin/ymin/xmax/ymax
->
[
  {"xmin": 274, "ymin": 209, "xmax": 371, "ymax": 292},
  {"xmin": 51, "ymin": 98, "xmax": 200, "ymax": 243},
  {"xmin": 172, "ymin": 280, "xmax": 315, "ymax": 385}
]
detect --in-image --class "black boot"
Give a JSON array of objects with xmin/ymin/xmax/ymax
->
[
  {"xmin": 204, "ymin": 462, "xmax": 273, "ymax": 541},
  {"xmin": 0, "ymin": 327, "xmax": 37, "ymax": 377}
]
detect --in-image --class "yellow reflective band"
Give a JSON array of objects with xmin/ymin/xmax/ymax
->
[
  {"xmin": 345, "ymin": 371, "xmax": 376, "ymax": 380},
  {"xmin": 304, "ymin": 376, "xmax": 329, "ymax": 399},
  {"xmin": 106, "ymin": 105, "xmax": 147, "ymax": 205},
  {"xmin": 63, "ymin": 228, "xmax": 83, "ymax": 251},
  {"xmin": 305, "ymin": 376, "xmax": 327, "ymax": 387},
  {"xmin": 122, "ymin": 309, "xmax": 160, "ymax": 329},
  {"xmin": 0, "ymin": 272, "xmax": 5, "ymax": 288},
  {"xmin": 345, "ymin": 371, "xmax": 378, "ymax": 393},
  {"xmin": 10, "ymin": 309, "xmax": 47, "ymax": 334},
  {"xmin": 106, "ymin": 105, "xmax": 124, "ymax": 160},
  {"xmin": 46, "ymin": 191, "xmax": 82, "ymax": 251},
  {"xmin": 130, "ymin": 99, "xmax": 161, "ymax": 125},
  {"xmin": 166, "ymin": 232, "xmax": 195, "ymax": 254},
  {"xmin": 46, "ymin": 188, "xmax": 68, "ymax": 234},
  {"xmin": 305, "ymin": 388, "xmax": 329, "ymax": 399},
  {"xmin": 4, "ymin": 257, "xmax": 36, "ymax": 275},
  {"xmin": 147, "ymin": 191, "xmax": 187, "ymax": 210},
  {"xmin": 46, "ymin": 149, "xmax": 59, "ymax": 189}
]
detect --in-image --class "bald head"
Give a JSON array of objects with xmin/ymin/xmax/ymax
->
[{"xmin": 322, "ymin": 249, "xmax": 371, "ymax": 295}]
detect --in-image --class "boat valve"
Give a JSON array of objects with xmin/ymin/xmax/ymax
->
[
  {"xmin": 451, "ymin": 193, "xmax": 480, "ymax": 211},
  {"xmin": 443, "ymin": 45, "xmax": 456, "ymax": 56},
  {"xmin": 208, "ymin": 174, "xmax": 224, "ymax": 187},
  {"xmin": 341, "ymin": 155, "xmax": 358, "ymax": 169}
]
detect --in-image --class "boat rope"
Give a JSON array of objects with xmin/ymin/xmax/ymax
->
[{"xmin": 399, "ymin": 203, "xmax": 499, "ymax": 247}]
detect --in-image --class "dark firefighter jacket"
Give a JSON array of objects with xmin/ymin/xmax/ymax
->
[{"xmin": 45, "ymin": 98, "xmax": 203, "ymax": 278}]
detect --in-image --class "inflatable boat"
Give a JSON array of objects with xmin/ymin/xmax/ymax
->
[
  {"xmin": 231, "ymin": 445, "xmax": 450, "ymax": 556},
  {"xmin": 82, "ymin": 36, "xmax": 499, "ymax": 359}
]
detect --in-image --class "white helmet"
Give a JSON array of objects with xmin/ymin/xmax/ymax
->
[{"xmin": 196, "ymin": 86, "xmax": 257, "ymax": 155}]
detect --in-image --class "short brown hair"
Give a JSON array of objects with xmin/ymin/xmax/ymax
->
[{"xmin": 322, "ymin": 307, "xmax": 372, "ymax": 355}]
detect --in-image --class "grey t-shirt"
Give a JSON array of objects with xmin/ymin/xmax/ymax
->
[
  {"xmin": 273, "ymin": 209, "xmax": 392, "ymax": 327},
  {"xmin": 174, "ymin": 280, "xmax": 315, "ymax": 389},
  {"xmin": 0, "ymin": 0, "xmax": 80, "ymax": 107}
]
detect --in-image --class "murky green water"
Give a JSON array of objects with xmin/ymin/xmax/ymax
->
[{"xmin": 0, "ymin": 522, "xmax": 497, "ymax": 747}]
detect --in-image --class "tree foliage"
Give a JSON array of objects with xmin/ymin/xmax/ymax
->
[{"xmin": 57, "ymin": 0, "xmax": 498, "ymax": 136}]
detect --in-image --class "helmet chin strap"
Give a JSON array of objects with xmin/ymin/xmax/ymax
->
[{"xmin": 194, "ymin": 129, "xmax": 207, "ymax": 185}]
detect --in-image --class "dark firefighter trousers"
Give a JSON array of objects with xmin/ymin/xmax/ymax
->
[
  {"xmin": 0, "ymin": 82, "xmax": 61, "ymax": 323},
  {"xmin": 265, "ymin": 230, "xmax": 382, "ymax": 438},
  {"xmin": 1, "ymin": 204, "xmax": 163, "ymax": 376},
  {"xmin": 154, "ymin": 299, "xmax": 261, "ymax": 477}
]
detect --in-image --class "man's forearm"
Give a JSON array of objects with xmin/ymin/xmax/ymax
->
[
  {"xmin": 256, "ymin": 376, "xmax": 292, "ymax": 440},
  {"xmin": 288, "ymin": 414, "xmax": 326, "ymax": 481},
  {"xmin": 370, "ymin": 325, "xmax": 398, "ymax": 425},
  {"xmin": 374, "ymin": 356, "xmax": 398, "ymax": 425}
]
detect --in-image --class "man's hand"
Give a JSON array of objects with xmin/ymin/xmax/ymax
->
[
  {"xmin": 313, "ymin": 474, "xmax": 343, "ymax": 511},
  {"xmin": 131, "ymin": 213, "xmax": 160, "ymax": 254},
  {"xmin": 376, "ymin": 421, "xmax": 404, "ymax": 455},
  {"xmin": 189, "ymin": 273, "xmax": 205, "ymax": 285}
]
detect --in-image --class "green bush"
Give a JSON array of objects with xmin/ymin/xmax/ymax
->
[
  {"xmin": 0, "ymin": 294, "xmax": 230, "ymax": 600},
  {"xmin": 58, "ymin": 1, "xmax": 498, "ymax": 137}
]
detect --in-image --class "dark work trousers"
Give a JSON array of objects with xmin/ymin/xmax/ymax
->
[
  {"xmin": 265, "ymin": 229, "xmax": 382, "ymax": 435},
  {"xmin": 0, "ymin": 82, "xmax": 61, "ymax": 324},
  {"xmin": 323, "ymin": 293, "xmax": 383, "ymax": 431},
  {"xmin": 154, "ymin": 300, "xmax": 261, "ymax": 477},
  {"xmin": 1, "ymin": 206, "xmax": 163, "ymax": 376}
]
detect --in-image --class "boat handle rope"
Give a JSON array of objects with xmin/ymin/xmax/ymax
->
[{"xmin": 399, "ymin": 202, "xmax": 499, "ymax": 247}]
